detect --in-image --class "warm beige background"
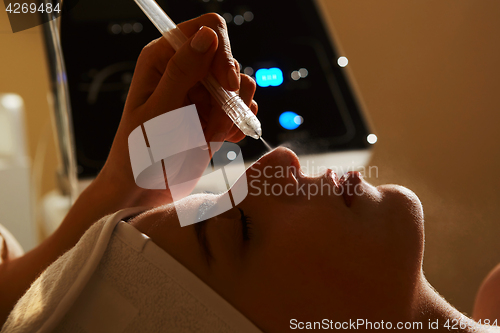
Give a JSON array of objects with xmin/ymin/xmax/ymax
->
[
  {"xmin": 0, "ymin": 11, "xmax": 58, "ymax": 202},
  {"xmin": 319, "ymin": 0, "xmax": 500, "ymax": 315},
  {"xmin": 1, "ymin": 0, "xmax": 499, "ymax": 316}
]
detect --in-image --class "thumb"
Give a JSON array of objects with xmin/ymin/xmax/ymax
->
[{"xmin": 147, "ymin": 26, "xmax": 218, "ymax": 113}]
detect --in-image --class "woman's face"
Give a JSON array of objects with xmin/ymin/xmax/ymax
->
[{"xmin": 132, "ymin": 147, "xmax": 425, "ymax": 331}]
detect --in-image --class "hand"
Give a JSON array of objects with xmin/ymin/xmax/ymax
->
[
  {"xmin": 97, "ymin": 13, "xmax": 258, "ymax": 207},
  {"xmin": 0, "ymin": 15, "xmax": 261, "ymax": 324}
]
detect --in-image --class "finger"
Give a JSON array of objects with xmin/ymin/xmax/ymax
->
[
  {"xmin": 227, "ymin": 100, "xmax": 258, "ymax": 142},
  {"xmin": 231, "ymin": 58, "xmax": 241, "ymax": 90},
  {"xmin": 204, "ymin": 72, "xmax": 254, "ymax": 143},
  {"xmin": 145, "ymin": 26, "xmax": 218, "ymax": 118},
  {"xmin": 187, "ymin": 83, "xmax": 211, "ymax": 126},
  {"xmin": 226, "ymin": 75, "xmax": 258, "ymax": 140},
  {"xmin": 125, "ymin": 37, "xmax": 174, "ymax": 110},
  {"xmin": 204, "ymin": 101, "xmax": 235, "ymax": 144},
  {"xmin": 237, "ymin": 74, "xmax": 256, "ymax": 108},
  {"xmin": 177, "ymin": 13, "xmax": 240, "ymax": 92}
]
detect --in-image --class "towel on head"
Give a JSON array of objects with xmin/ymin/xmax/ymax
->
[{"xmin": 1, "ymin": 208, "xmax": 261, "ymax": 333}]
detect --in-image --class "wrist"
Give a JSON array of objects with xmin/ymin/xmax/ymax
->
[
  {"xmin": 93, "ymin": 164, "xmax": 173, "ymax": 210},
  {"xmin": 92, "ymin": 165, "xmax": 140, "ymax": 205}
]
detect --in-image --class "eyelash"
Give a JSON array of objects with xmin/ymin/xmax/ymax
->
[{"xmin": 238, "ymin": 208, "xmax": 252, "ymax": 241}]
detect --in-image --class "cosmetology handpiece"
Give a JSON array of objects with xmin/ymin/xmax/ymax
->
[{"xmin": 134, "ymin": 0, "xmax": 263, "ymax": 139}]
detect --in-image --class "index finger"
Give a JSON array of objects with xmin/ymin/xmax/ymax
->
[{"xmin": 178, "ymin": 13, "xmax": 240, "ymax": 92}]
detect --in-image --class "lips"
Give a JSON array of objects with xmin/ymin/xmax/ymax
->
[
  {"xmin": 338, "ymin": 171, "xmax": 363, "ymax": 207},
  {"xmin": 325, "ymin": 169, "xmax": 349, "ymax": 206},
  {"xmin": 325, "ymin": 168, "xmax": 339, "ymax": 187},
  {"xmin": 276, "ymin": 148, "xmax": 363, "ymax": 206},
  {"xmin": 308, "ymin": 168, "xmax": 363, "ymax": 207}
]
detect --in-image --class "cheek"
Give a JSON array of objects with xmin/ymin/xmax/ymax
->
[
  {"xmin": 246, "ymin": 202, "xmax": 354, "ymax": 283},
  {"xmin": 248, "ymin": 188, "xmax": 424, "ymax": 284}
]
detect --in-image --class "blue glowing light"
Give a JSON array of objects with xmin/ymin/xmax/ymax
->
[
  {"xmin": 279, "ymin": 111, "xmax": 303, "ymax": 130},
  {"xmin": 255, "ymin": 68, "xmax": 283, "ymax": 87}
]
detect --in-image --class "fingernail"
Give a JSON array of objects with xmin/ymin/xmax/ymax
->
[
  {"xmin": 191, "ymin": 26, "xmax": 214, "ymax": 53},
  {"xmin": 228, "ymin": 66, "xmax": 240, "ymax": 91}
]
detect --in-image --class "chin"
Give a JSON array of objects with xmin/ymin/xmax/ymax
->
[
  {"xmin": 377, "ymin": 184, "xmax": 426, "ymax": 270},
  {"xmin": 378, "ymin": 184, "xmax": 424, "ymax": 219}
]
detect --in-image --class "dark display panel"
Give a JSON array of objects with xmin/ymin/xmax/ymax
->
[{"xmin": 61, "ymin": 0, "xmax": 371, "ymax": 178}]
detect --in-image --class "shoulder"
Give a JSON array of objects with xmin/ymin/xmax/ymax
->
[
  {"xmin": 473, "ymin": 263, "xmax": 500, "ymax": 322},
  {"xmin": 0, "ymin": 223, "xmax": 24, "ymax": 264}
]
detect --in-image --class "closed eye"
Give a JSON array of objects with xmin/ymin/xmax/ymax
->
[
  {"xmin": 238, "ymin": 208, "xmax": 252, "ymax": 241},
  {"xmin": 195, "ymin": 198, "xmax": 217, "ymax": 263},
  {"xmin": 194, "ymin": 219, "xmax": 212, "ymax": 264},
  {"xmin": 194, "ymin": 199, "xmax": 252, "ymax": 266}
]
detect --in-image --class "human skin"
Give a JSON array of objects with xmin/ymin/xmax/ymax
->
[
  {"xmin": 132, "ymin": 147, "xmax": 497, "ymax": 332},
  {"xmin": 0, "ymin": 13, "xmax": 257, "ymax": 325},
  {"xmin": 0, "ymin": 11, "xmax": 494, "ymax": 331},
  {"xmin": 474, "ymin": 263, "xmax": 500, "ymax": 325}
]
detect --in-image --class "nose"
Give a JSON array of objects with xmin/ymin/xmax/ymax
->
[
  {"xmin": 246, "ymin": 147, "xmax": 302, "ymax": 185},
  {"xmin": 267, "ymin": 147, "xmax": 301, "ymax": 170}
]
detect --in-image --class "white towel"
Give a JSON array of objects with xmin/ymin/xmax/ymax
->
[{"xmin": 1, "ymin": 208, "xmax": 261, "ymax": 333}]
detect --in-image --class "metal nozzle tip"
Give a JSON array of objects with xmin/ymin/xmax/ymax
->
[
  {"xmin": 241, "ymin": 112, "xmax": 262, "ymax": 139},
  {"xmin": 249, "ymin": 126, "xmax": 262, "ymax": 140},
  {"xmin": 248, "ymin": 131, "xmax": 260, "ymax": 140}
]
